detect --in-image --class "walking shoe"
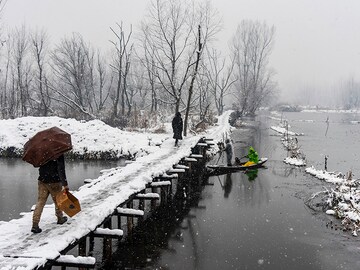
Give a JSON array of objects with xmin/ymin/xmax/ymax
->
[
  {"xmin": 57, "ymin": 216, "xmax": 68, "ymax": 225},
  {"xmin": 31, "ymin": 226, "xmax": 42, "ymax": 233}
]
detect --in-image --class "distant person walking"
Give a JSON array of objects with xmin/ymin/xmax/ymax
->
[
  {"xmin": 31, "ymin": 154, "xmax": 69, "ymax": 233},
  {"xmin": 224, "ymin": 138, "xmax": 233, "ymax": 166},
  {"xmin": 172, "ymin": 112, "xmax": 183, "ymax": 147}
]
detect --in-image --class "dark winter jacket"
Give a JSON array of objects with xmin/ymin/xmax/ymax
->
[
  {"xmin": 225, "ymin": 142, "xmax": 233, "ymax": 159},
  {"xmin": 38, "ymin": 154, "xmax": 68, "ymax": 186},
  {"xmin": 172, "ymin": 112, "xmax": 183, "ymax": 140}
]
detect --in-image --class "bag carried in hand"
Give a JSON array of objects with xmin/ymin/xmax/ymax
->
[{"xmin": 56, "ymin": 191, "xmax": 81, "ymax": 217}]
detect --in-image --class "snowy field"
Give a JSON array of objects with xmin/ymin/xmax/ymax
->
[{"xmin": 0, "ymin": 116, "xmax": 171, "ymax": 159}]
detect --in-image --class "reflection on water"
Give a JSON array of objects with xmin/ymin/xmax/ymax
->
[
  {"xmin": 223, "ymin": 173, "xmax": 232, "ymax": 198},
  {"xmin": 245, "ymin": 168, "xmax": 258, "ymax": 181},
  {"xmin": 0, "ymin": 158, "xmax": 122, "ymax": 221}
]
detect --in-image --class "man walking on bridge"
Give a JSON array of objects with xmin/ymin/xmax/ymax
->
[
  {"xmin": 172, "ymin": 112, "xmax": 183, "ymax": 147},
  {"xmin": 31, "ymin": 154, "xmax": 69, "ymax": 233}
]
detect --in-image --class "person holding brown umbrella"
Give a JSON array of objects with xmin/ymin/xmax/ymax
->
[
  {"xmin": 23, "ymin": 126, "xmax": 72, "ymax": 233},
  {"xmin": 31, "ymin": 154, "xmax": 69, "ymax": 233}
]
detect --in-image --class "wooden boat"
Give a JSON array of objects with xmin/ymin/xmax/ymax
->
[{"xmin": 206, "ymin": 157, "xmax": 268, "ymax": 175}]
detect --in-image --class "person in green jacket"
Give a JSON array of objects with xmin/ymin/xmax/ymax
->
[{"xmin": 248, "ymin": 146, "xmax": 259, "ymax": 163}]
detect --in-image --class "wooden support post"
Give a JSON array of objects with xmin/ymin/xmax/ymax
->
[
  {"xmin": 160, "ymin": 186, "xmax": 168, "ymax": 204},
  {"xmin": 138, "ymin": 197, "xmax": 145, "ymax": 223},
  {"xmin": 102, "ymin": 217, "xmax": 112, "ymax": 264},
  {"xmin": 77, "ymin": 237, "xmax": 87, "ymax": 270},
  {"xmin": 88, "ymin": 235, "xmax": 95, "ymax": 256},
  {"xmin": 151, "ymin": 187, "xmax": 157, "ymax": 210},
  {"xmin": 78, "ymin": 237, "xmax": 87, "ymax": 257},
  {"xmin": 127, "ymin": 200, "xmax": 134, "ymax": 235},
  {"xmin": 117, "ymin": 213, "xmax": 121, "ymax": 230}
]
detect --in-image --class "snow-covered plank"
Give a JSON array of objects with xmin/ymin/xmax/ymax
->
[
  {"xmin": 135, "ymin": 193, "xmax": 160, "ymax": 199},
  {"xmin": 197, "ymin": 143, "xmax": 208, "ymax": 146},
  {"xmin": 184, "ymin": 157, "xmax": 197, "ymax": 162},
  {"xmin": 175, "ymin": 164, "xmax": 189, "ymax": 170},
  {"xmin": 54, "ymin": 255, "xmax": 96, "ymax": 268},
  {"xmin": 158, "ymin": 173, "xmax": 178, "ymax": 178},
  {"xmin": 150, "ymin": 181, "xmax": 171, "ymax": 187},
  {"xmin": 116, "ymin": 207, "xmax": 144, "ymax": 217},
  {"xmin": 167, "ymin": 168, "xmax": 185, "ymax": 173},
  {"xmin": 92, "ymin": 228, "xmax": 123, "ymax": 238},
  {"xmin": 190, "ymin": 154, "xmax": 203, "ymax": 158}
]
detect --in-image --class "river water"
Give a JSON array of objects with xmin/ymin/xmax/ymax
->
[
  {"xmin": 107, "ymin": 111, "xmax": 360, "ymax": 270},
  {"xmin": 1, "ymin": 111, "xmax": 360, "ymax": 269},
  {"xmin": 0, "ymin": 158, "xmax": 123, "ymax": 221}
]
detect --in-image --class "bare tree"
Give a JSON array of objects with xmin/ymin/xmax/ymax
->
[
  {"xmin": 30, "ymin": 28, "xmax": 52, "ymax": 116},
  {"xmin": 93, "ymin": 50, "xmax": 111, "ymax": 114},
  {"xmin": 11, "ymin": 25, "xmax": 32, "ymax": 116},
  {"xmin": 109, "ymin": 22, "xmax": 133, "ymax": 121},
  {"xmin": 339, "ymin": 77, "xmax": 360, "ymax": 110},
  {"xmin": 0, "ymin": 32, "xmax": 11, "ymax": 117},
  {"xmin": 141, "ymin": 0, "xmax": 196, "ymax": 113},
  {"xmin": 51, "ymin": 33, "xmax": 97, "ymax": 119},
  {"xmin": 231, "ymin": 20, "xmax": 277, "ymax": 116},
  {"xmin": 138, "ymin": 29, "xmax": 158, "ymax": 113},
  {"xmin": 141, "ymin": 0, "xmax": 221, "ymax": 135},
  {"xmin": 203, "ymin": 48, "xmax": 236, "ymax": 116}
]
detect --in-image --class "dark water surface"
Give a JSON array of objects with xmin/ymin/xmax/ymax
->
[
  {"xmin": 0, "ymin": 158, "xmax": 122, "ymax": 221},
  {"xmin": 107, "ymin": 112, "xmax": 360, "ymax": 270}
]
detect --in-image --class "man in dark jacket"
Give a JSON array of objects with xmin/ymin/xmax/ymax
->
[
  {"xmin": 172, "ymin": 112, "xmax": 183, "ymax": 147},
  {"xmin": 224, "ymin": 139, "xmax": 233, "ymax": 166},
  {"xmin": 31, "ymin": 154, "xmax": 69, "ymax": 233}
]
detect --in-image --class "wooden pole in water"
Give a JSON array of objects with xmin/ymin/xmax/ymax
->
[
  {"xmin": 78, "ymin": 237, "xmax": 87, "ymax": 270},
  {"xmin": 127, "ymin": 200, "xmax": 134, "ymax": 235},
  {"xmin": 103, "ymin": 217, "xmax": 112, "ymax": 263},
  {"xmin": 325, "ymin": 155, "xmax": 328, "ymax": 171},
  {"xmin": 138, "ymin": 193, "xmax": 145, "ymax": 223}
]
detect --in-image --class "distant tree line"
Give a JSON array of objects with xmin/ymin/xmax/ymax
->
[{"xmin": 0, "ymin": 0, "xmax": 277, "ymax": 131}]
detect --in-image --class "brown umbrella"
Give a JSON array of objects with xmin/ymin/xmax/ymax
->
[{"xmin": 22, "ymin": 126, "xmax": 72, "ymax": 167}]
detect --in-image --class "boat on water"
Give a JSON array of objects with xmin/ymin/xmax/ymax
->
[{"xmin": 206, "ymin": 157, "xmax": 268, "ymax": 175}]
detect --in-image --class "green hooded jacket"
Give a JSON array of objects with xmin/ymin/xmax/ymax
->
[{"xmin": 248, "ymin": 147, "xmax": 259, "ymax": 163}]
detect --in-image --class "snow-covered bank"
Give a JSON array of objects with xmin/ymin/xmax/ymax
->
[
  {"xmin": 0, "ymin": 111, "xmax": 233, "ymax": 270},
  {"xmin": 270, "ymin": 125, "xmax": 304, "ymax": 136},
  {"xmin": 283, "ymin": 157, "xmax": 306, "ymax": 166},
  {"xmin": 0, "ymin": 116, "xmax": 169, "ymax": 160},
  {"xmin": 306, "ymin": 166, "xmax": 360, "ymax": 236}
]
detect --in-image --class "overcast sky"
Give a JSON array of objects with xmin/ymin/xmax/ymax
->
[{"xmin": 3, "ymin": 0, "xmax": 360, "ymax": 103}]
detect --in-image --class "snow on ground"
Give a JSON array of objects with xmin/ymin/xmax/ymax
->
[
  {"xmin": 0, "ymin": 116, "xmax": 169, "ymax": 159},
  {"xmin": 284, "ymin": 157, "xmax": 306, "ymax": 166},
  {"xmin": 0, "ymin": 111, "xmax": 233, "ymax": 270},
  {"xmin": 270, "ymin": 125, "xmax": 304, "ymax": 136},
  {"xmin": 271, "ymin": 125, "xmax": 306, "ymax": 167},
  {"xmin": 305, "ymin": 166, "xmax": 360, "ymax": 236}
]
